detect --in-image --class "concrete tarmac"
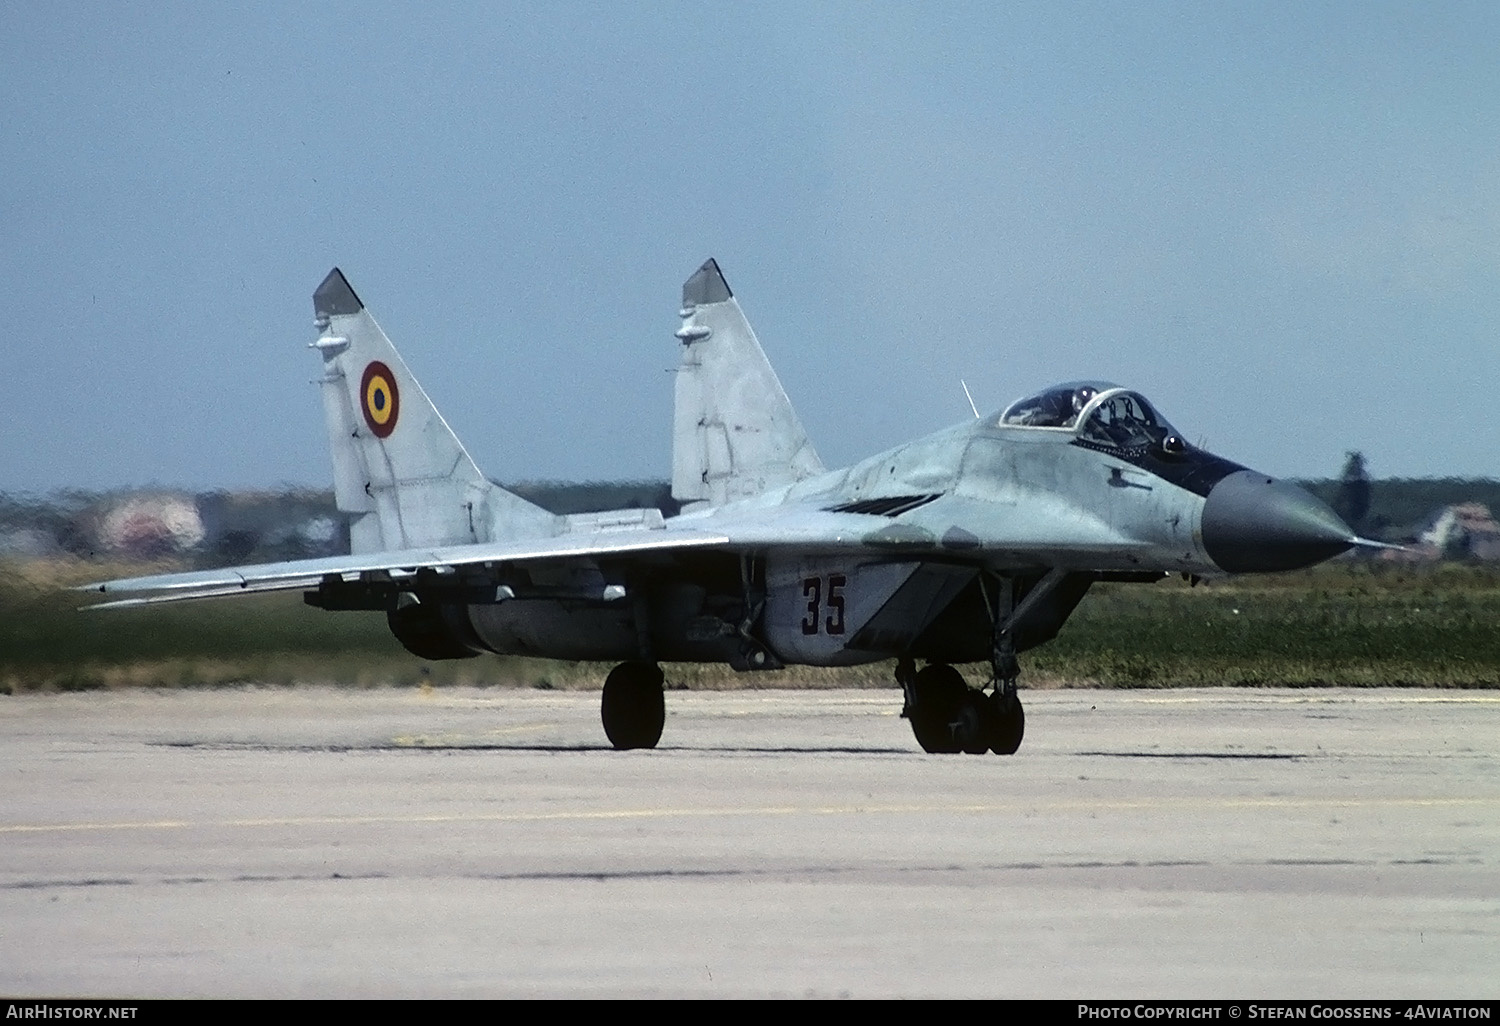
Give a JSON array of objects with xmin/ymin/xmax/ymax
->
[{"xmin": 1, "ymin": 685, "xmax": 1496, "ymax": 998}]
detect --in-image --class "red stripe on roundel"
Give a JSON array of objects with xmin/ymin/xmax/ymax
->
[{"xmin": 360, "ymin": 361, "xmax": 400, "ymax": 438}]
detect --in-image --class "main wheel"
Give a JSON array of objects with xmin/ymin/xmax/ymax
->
[
  {"xmin": 988, "ymin": 691, "xmax": 1025, "ymax": 755},
  {"xmin": 601, "ymin": 661, "xmax": 665, "ymax": 750},
  {"xmin": 907, "ymin": 664, "xmax": 967, "ymax": 754}
]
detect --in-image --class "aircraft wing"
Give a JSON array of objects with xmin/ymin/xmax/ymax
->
[
  {"xmin": 82, "ymin": 491, "xmax": 1163, "ymax": 610},
  {"xmin": 80, "ymin": 504, "xmax": 942, "ymax": 609},
  {"xmin": 81, "ymin": 526, "xmax": 734, "ymax": 609}
]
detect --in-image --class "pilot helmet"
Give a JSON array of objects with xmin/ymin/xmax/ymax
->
[{"xmin": 1070, "ymin": 386, "xmax": 1097, "ymax": 413}]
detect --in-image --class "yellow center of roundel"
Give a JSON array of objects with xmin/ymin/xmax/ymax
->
[{"xmin": 366, "ymin": 376, "xmax": 393, "ymax": 425}]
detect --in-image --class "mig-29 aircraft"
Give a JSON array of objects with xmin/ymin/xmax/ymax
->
[{"xmin": 86, "ymin": 260, "xmax": 1370, "ymax": 754}]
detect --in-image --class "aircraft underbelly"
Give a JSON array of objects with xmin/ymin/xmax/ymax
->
[
  {"xmin": 465, "ymin": 598, "xmax": 748, "ymax": 664},
  {"xmin": 468, "ymin": 602, "xmax": 639, "ymax": 661}
]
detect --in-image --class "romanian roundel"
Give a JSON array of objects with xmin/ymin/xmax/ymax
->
[{"xmin": 360, "ymin": 361, "xmax": 400, "ymax": 438}]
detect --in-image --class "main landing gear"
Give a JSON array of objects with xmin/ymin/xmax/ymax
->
[
  {"xmin": 600, "ymin": 661, "xmax": 665, "ymax": 750},
  {"xmin": 899, "ymin": 658, "xmax": 1024, "ymax": 755}
]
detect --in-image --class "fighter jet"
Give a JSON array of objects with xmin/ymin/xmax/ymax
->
[{"xmin": 85, "ymin": 260, "xmax": 1369, "ymax": 754}]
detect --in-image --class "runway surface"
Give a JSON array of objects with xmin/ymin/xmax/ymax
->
[{"xmin": 2, "ymin": 685, "xmax": 1496, "ymax": 998}]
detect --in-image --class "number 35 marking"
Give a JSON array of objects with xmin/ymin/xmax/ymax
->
[{"xmin": 801, "ymin": 574, "xmax": 846, "ymax": 636}]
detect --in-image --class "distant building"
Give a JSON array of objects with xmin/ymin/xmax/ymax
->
[
  {"xmin": 1419, "ymin": 502, "xmax": 1500, "ymax": 561},
  {"xmin": 1385, "ymin": 502, "xmax": 1500, "ymax": 563},
  {"xmin": 196, "ymin": 490, "xmax": 345, "ymax": 561},
  {"xmin": 0, "ymin": 528, "xmax": 60, "ymax": 557},
  {"xmin": 95, "ymin": 493, "xmax": 205, "ymax": 557}
]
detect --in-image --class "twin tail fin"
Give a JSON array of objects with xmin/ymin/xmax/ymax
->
[
  {"xmin": 671, "ymin": 259, "xmax": 824, "ymax": 507},
  {"xmin": 313, "ymin": 259, "xmax": 820, "ymax": 551},
  {"xmin": 311, "ymin": 269, "xmax": 554, "ymax": 554}
]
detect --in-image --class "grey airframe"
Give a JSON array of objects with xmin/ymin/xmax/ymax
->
[{"xmin": 88, "ymin": 260, "xmax": 1370, "ymax": 754}]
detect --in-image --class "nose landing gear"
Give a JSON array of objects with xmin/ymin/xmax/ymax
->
[
  {"xmin": 898, "ymin": 657, "xmax": 1024, "ymax": 756},
  {"xmin": 896, "ymin": 568, "xmax": 1063, "ymax": 755}
]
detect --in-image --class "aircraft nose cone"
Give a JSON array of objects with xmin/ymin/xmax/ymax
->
[{"xmin": 1201, "ymin": 470, "xmax": 1355, "ymax": 573}]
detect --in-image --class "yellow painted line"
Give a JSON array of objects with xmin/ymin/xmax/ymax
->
[
  {"xmin": 1122, "ymin": 693, "xmax": 1500, "ymax": 705},
  {"xmin": 3, "ymin": 795, "xmax": 1496, "ymax": 835}
]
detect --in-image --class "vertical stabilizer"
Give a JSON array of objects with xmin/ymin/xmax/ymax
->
[
  {"xmin": 672, "ymin": 259, "xmax": 824, "ymax": 506},
  {"xmin": 311, "ymin": 269, "xmax": 554, "ymax": 553}
]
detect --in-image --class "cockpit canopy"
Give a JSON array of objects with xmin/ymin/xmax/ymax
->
[
  {"xmin": 1000, "ymin": 380, "xmax": 1117, "ymax": 430},
  {"xmin": 1000, "ymin": 381, "xmax": 1182, "ymax": 452}
]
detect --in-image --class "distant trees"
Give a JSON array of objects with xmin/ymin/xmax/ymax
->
[
  {"xmin": 1332, "ymin": 451, "xmax": 1371, "ymax": 534},
  {"xmin": 9, "ymin": 472, "xmax": 1500, "ymax": 564},
  {"xmin": 0, "ymin": 482, "xmax": 685, "ymax": 563}
]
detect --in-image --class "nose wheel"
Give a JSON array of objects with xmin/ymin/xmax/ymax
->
[
  {"xmin": 899, "ymin": 659, "xmax": 1023, "ymax": 755},
  {"xmin": 903, "ymin": 663, "xmax": 968, "ymax": 753},
  {"xmin": 987, "ymin": 688, "xmax": 1025, "ymax": 755}
]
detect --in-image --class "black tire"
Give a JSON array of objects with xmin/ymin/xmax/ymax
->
[
  {"xmin": 988, "ymin": 691, "xmax": 1025, "ymax": 755},
  {"xmin": 959, "ymin": 690, "xmax": 991, "ymax": 755},
  {"xmin": 908, "ymin": 664, "xmax": 967, "ymax": 754},
  {"xmin": 601, "ymin": 662, "xmax": 665, "ymax": 750}
]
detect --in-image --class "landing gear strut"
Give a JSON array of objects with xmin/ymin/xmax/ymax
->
[
  {"xmin": 601, "ymin": 661, "xmax": 665, "ymax": 750},
  {"xmin": 985, "ymin": 577, "xmax": 1025, "ymax": 756},
  {"xmin": 897, "ymin": 569, "xmax": 1067, "ymax": 755}
]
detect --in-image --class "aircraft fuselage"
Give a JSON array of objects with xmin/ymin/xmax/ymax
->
[{"xmin": 448, "ymin": 406, "xmax": 1348, "ymax": 670}]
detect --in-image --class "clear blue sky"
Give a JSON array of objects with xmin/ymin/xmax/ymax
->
[{"xmin": 5, "ymin": 1, "xmax": 1498, "ymax": 494}]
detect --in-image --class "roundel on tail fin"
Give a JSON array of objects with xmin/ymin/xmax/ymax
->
[{"xmin": 360, "ymin": 361, "xmax": 400, "ymax": 438}]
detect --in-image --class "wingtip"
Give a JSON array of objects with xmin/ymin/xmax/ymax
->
[
  {"xmin": 682, "ymin": 258, "xmax": 732, "ymax": 306},
  {"xmin": 314, "ymin": 267, "xmax": 364, "ymax": 318}
]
